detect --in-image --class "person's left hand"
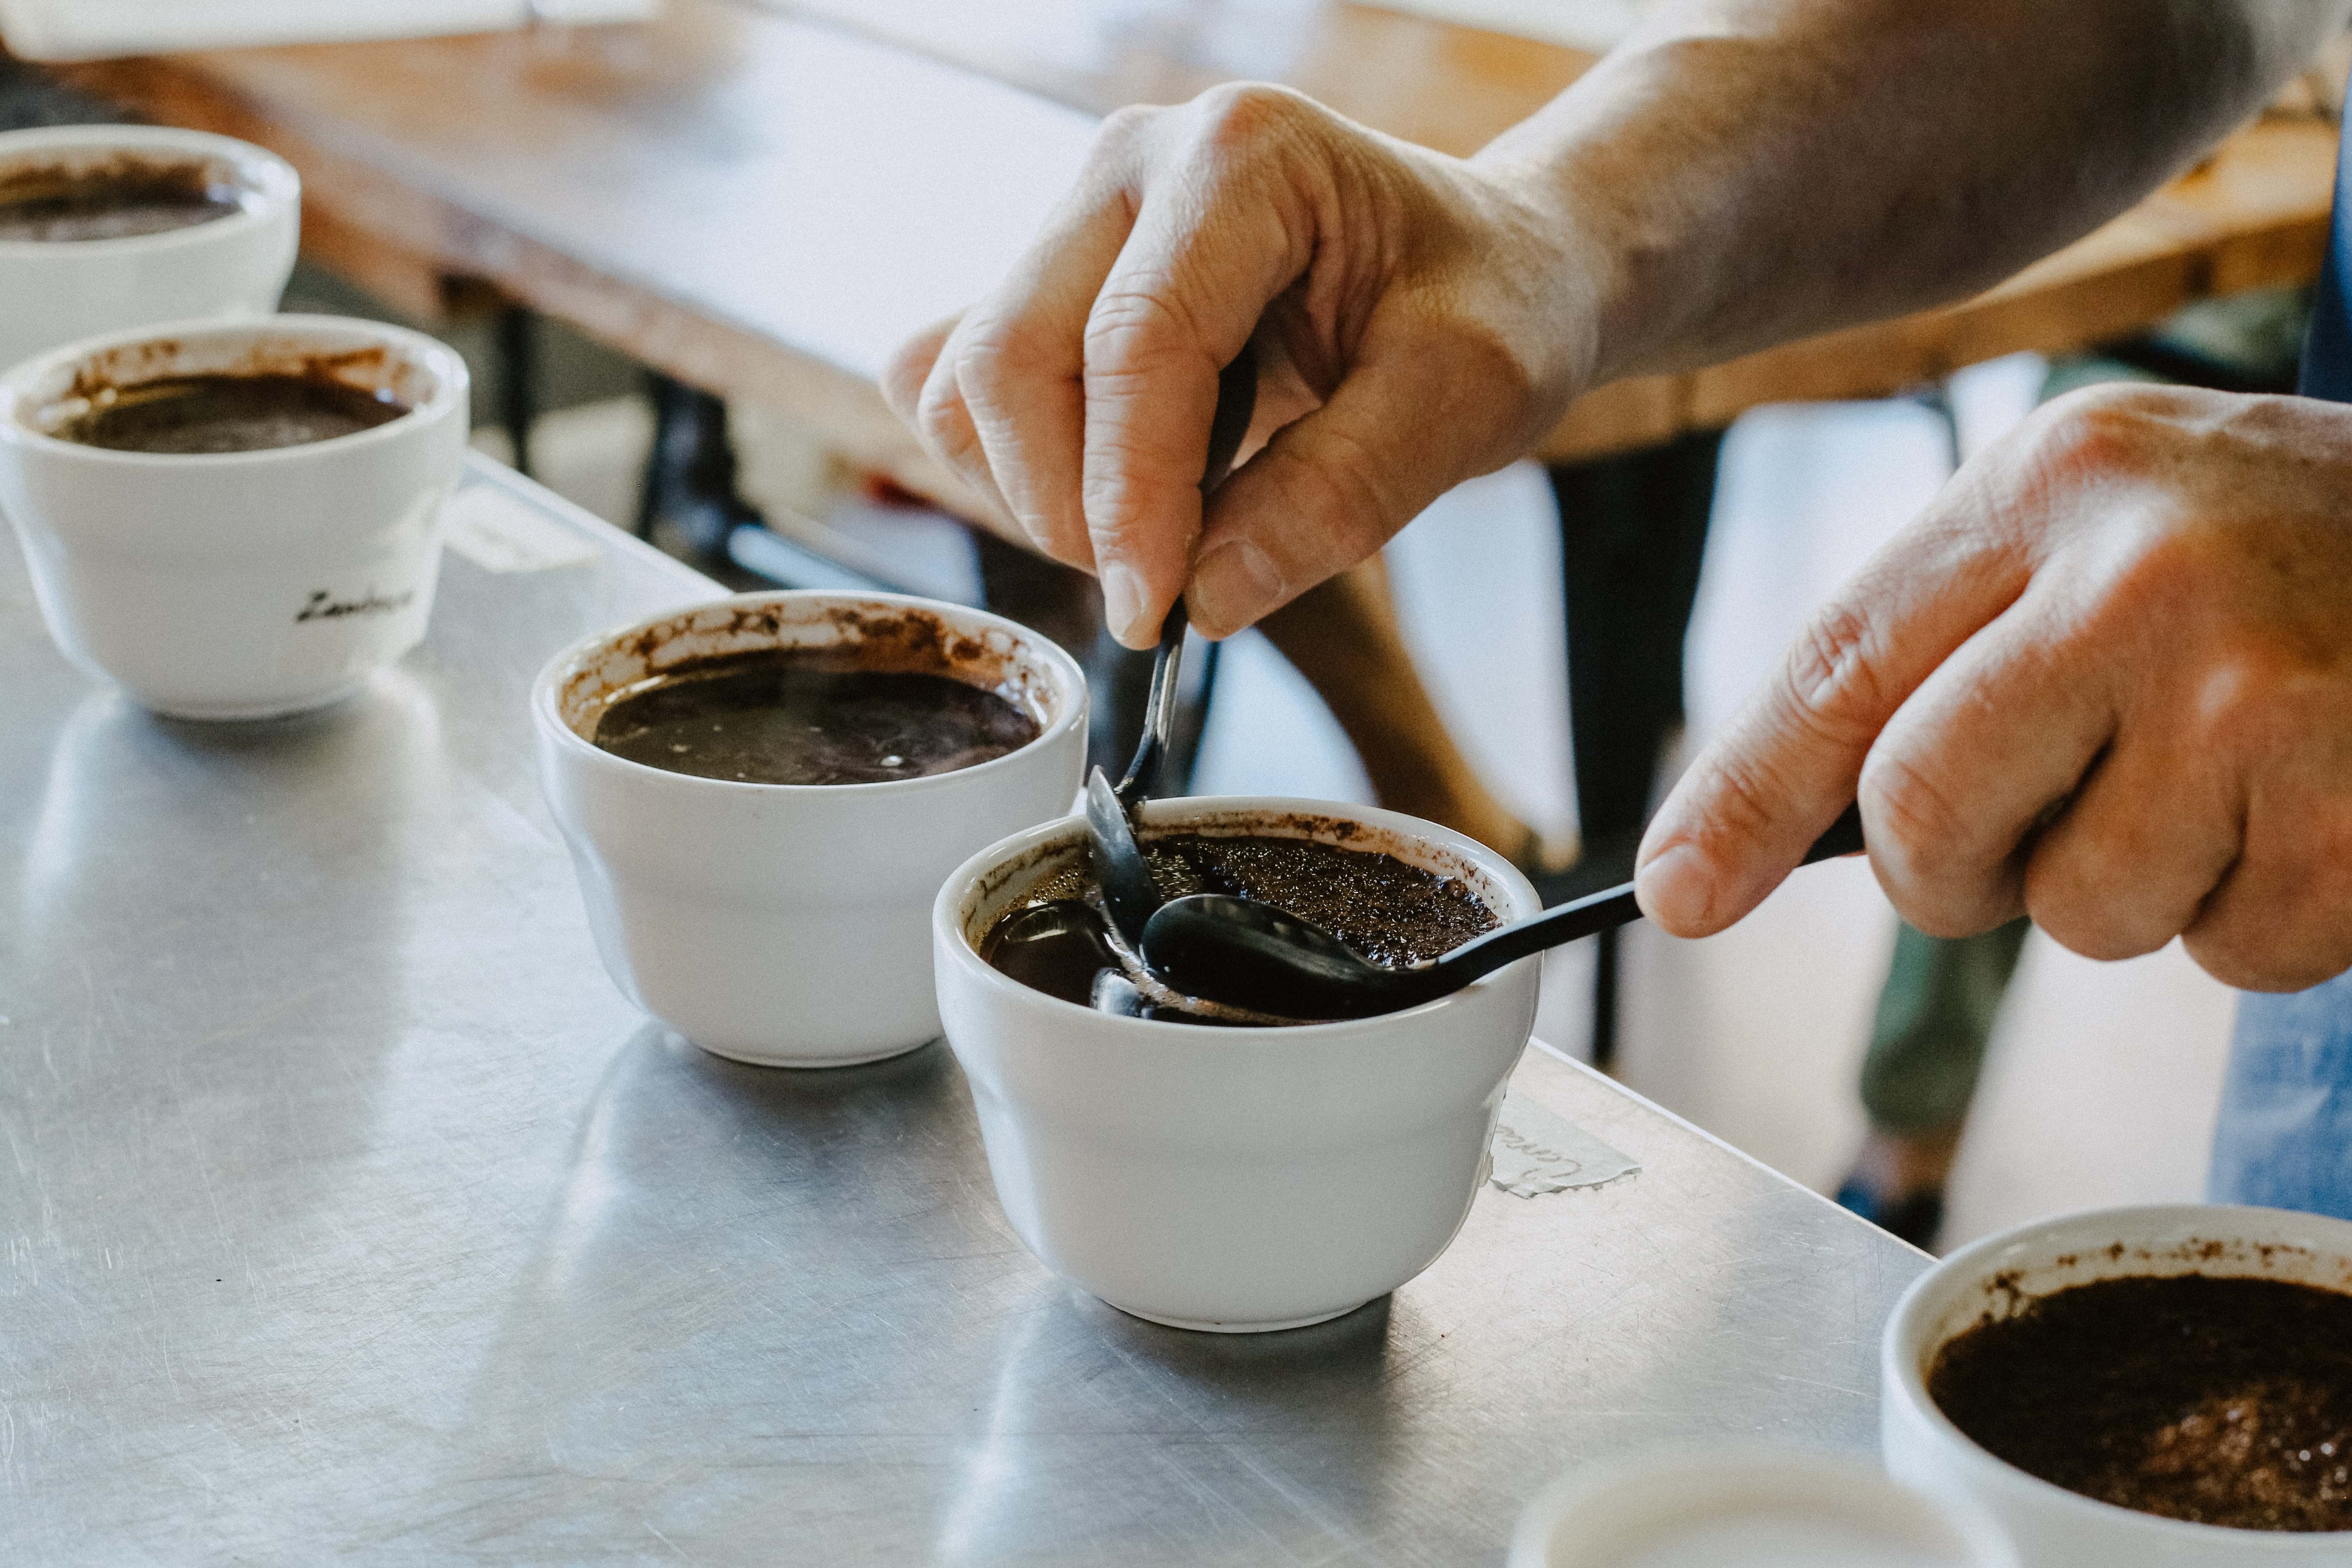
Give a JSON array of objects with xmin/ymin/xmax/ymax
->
[{"xmin": 1635, "ymin": 381, "xmax": 2352, "ymax": 992}]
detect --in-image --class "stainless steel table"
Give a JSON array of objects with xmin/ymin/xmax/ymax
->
[{"xmin": 1, "ymin": 456, "xmax": 1926, "ymax": 1564}]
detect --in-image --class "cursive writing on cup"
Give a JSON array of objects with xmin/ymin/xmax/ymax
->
[{"xmin": 295, "ymin": 587, "xmax": 416, "ymax": 623}]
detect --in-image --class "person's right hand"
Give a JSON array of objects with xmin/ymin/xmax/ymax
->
[{"xmin": 882, "ymin": 83, "xmax": 1599, "ymax": 648}]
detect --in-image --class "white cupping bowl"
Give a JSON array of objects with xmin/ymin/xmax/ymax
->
[
  {"xmin": 934, "ymin": 797, "xmax": 1542, "ymax": 1332},
  {"xmin": 0, "ymin": 313, "xmax": 467, "ymax": 718},
  {"xmin": 1510, "ymin": 1446, "xmax": 2018, "ymax": 1568},
  {"xmin": 536, "ymin": 591, "xmax": 1087, "ymax": 1068},
  {"xmin": 0, "ymin": 124, "xmax": 299, "ymax": 372},
  {"xmin": 1882, "ymin": 1203, "xmax": 2352, "ymax": 1566}
]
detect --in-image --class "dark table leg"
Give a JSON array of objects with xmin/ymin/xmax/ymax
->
[
  {"xmin": 495, "ymin": 305, "xmax": 538, "ymax": 479},
  {"xmin": 1547, "ymin": 428, "xmax": 1726, "ymax": 1071}
]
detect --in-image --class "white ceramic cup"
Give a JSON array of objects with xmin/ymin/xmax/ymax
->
[
  {"xmin": 0, "ymin": 125, "xmax": 299, "ymax": 374},
  {"xmin": 933, "ymin": 797, "xmax": 1543, "ymax": 1332},
  {"xmin": 1882, "ymin": 1203, "xmax": 2352, "ymax": 1565},
  {"xmin": 0, "ymin": 314, "xmax": 469, "ymax": 719},
  {"xmin": 1510, "ymin": 1447, "xmax": 2019, "ymax": 1568},
  {"xmin": 535, "ymin": 591, "xmax": 1088, "ymax": 1069}
]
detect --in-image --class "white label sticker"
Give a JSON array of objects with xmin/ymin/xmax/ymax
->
[
  {"xmin": 441, "ymin": 486, "xmax": 601, "ymax": 574},
  {"xmin": 1489, "ymin": 1088, "xmax": 1641, "ymax": 1198}
]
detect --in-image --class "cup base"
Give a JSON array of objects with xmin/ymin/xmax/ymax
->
[
  {"xmin": 689, "ymin": 1035, "xmax": 936, "ymax": 1071},
  {"xmin": 137, "ymin": 678, "xmax": 367, "ymax": 723},
  {"xmin": 1107, "ymin": 1298, "xmax": 1371, "ymax": 1334}
]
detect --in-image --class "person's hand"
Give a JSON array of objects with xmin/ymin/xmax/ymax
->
[
  {"xmin": 882, "ymin": 83, "xmax": 1598, "ymax": 647},
  {"xmin": 1635, "ymin": 382, "xmax": 2352, "ymax": 992}
]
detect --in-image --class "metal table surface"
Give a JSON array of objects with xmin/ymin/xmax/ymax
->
[{"xmin": 1, "ymin": 456, "xmax": 1927, "ymax": 1565}]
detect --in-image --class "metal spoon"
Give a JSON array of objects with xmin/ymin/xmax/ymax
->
[
  {"xmin": 1082, "ymin": 342, "xmax": 1258, "ymax": 956},
  {"xmin": 1139, "ymin": 803, "xmax": 1869, "ymax": 1021}
]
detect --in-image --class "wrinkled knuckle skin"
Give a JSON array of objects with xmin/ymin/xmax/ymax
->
[
  {"xmin": 1083, "ymin": 289, "xmax": 1193, "ymax": 368},
  {"xmin": 1189, "ymin": 81, "xmax": 1313, "ymax": 156},
  {"xmin": 1857, "ymin": 750, "xmax": 1984, "ymax": 931},
  {"xmin": 1782, "ymin": 600, "xmax": 1890, "ymax": 738},
  {"xmin": 914, "ymin": 377, "xmax": 980, "ymax": 468},
  {"xmin": 2023, "ymin": 381, "xmax": 2179, "ymax": 483}
]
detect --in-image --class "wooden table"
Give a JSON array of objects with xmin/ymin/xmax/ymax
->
[{"xmin": 50, "ymin": 0, "xmax": 2342, "ymax": 487}]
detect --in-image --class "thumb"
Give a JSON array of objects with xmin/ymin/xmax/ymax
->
[{"xmin": 1634, "ymin": 499, "xmax": 2030, "ymax": 935}]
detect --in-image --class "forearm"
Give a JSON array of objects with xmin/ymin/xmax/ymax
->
[{"xmin": 1477, "ymin": 0, "xmax": 2349, "ymax": 385}]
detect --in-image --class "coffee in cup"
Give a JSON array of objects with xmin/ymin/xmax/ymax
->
[
  {"xmin": 981, "ymin": 826, "xmax": 1498, "ymax": 1023},
  {"xmin": 591, "ymin": 646, "xmax": 1041, "ymax": 786},
  {"xmin": 0, "ymin": 154, "xmax": 245, "ymax": 244},
  {"xmin": 50, "ymin": 367, "xmax": 408, "ymax": 455},
  {"xmin": 1926, "ymin": 1272, "xmax": 2352, "ymax": 1532}
]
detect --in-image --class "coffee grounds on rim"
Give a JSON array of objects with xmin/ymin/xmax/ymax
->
[
  {"xmin": 592, "ymin": 646, "xmax": 1041, "ymax": 786},
  {"xmin": 55, "ymin": 373, "xmax": 407, "ymax": 454},
  {"xmin": 0, "ymin": 160, "xmax": 243, "ymax": 243}
]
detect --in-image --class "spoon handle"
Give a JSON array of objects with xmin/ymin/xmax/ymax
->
[
  {"xmin": 1429, "ymin": 802, "xmax": 1869, "ymax": 986},
  {"xmin": 1112, "ymin": 343, "xmax": 1258, "ymax": 808}
]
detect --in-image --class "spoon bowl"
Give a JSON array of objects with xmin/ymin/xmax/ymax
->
[{"xmin": 1142, "ymin": 804, "xmax": 1868, "ymax": 1020}]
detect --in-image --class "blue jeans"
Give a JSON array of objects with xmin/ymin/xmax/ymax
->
[{"xmin": 2208, "ymin": 971, "xmax": 2352, "ymax": 1221}]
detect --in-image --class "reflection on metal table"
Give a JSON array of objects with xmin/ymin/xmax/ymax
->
[{"xmin": 0, "ymin": 455, "xmax": 1927, "ymax": 1563}]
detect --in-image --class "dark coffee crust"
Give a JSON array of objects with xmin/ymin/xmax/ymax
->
[{"xmin": 1929, "ymin": 1272, "xmax": 2352, "ymax": 1532}]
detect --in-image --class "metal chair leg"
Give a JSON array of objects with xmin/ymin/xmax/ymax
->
[{"xmin": 496, "ymin": 305, "xmax": 537, "ymax": 478}]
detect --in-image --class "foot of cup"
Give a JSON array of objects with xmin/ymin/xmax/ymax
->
[
  {"xmin": 1107, "ymin": 1299, "xmax": 1369, "ymax": 1334},
  {"xmin": 689, "ymin": 1035, "xmax": 936, "ymax": 1070},
  {"xmin": 138, "ymin": 679, "xmax": 367, "ymax": 722}
]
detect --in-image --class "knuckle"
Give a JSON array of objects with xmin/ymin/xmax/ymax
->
[
  {"xmin": 2182, "ymin": 926, "xmax": 2344, "ymax": 994},
  {"xmin": 1091, "ymin": 103, "xmax": 1161, "ymax": 159},
  {"xmin": 915, "ymin": 380, "xmax": 978, "ymax": 463},
  {"xmin": 1782, "ymin": 600, "xmax": 1893, "ymax": 734},
  {"xmin": 2026, "ymin": 883, "xmax": 2164, "ymax": 963},
  {"xmin": 2183, "ymin": 648, "xmax": 2310, "ymax": 760},
  {"xmin": 1262, "ymin": 438, "xmax": 1395, "ymax": 560},
  {"xmin": 2020, "ymin": 829, "xmax": 2171, "ymax": 962},
  {"xmin": 1188, "ymin": 81, "xmax": 1311, "ymax": 154},
  {"xmin": 1857, "ymin": 746, "xmax": 1975, "ymax": 886},
  {"xmin": 1084, "ymin": 287, "xmax": 1196, "ymax": 368},
  {"xmin": 956, "ymin": 313, "xmax": 1060, "ymax": 396},
  {"xmin": 2019, "ymin": 381, "xmax": 2180, "ymax": 483}
]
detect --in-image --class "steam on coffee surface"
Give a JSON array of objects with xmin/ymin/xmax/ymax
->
[
  {"xmin": 0, "ymin": 159, "xmax": 243, "ymax": 242},
  {"xmin": 983, "ymin": 833, "xmax": 1497, "ymax": 1025},
  {"xmin": 56, "ymin": 374, "xmax": 407, "ymax": 454},
  {"xmin": 1927, "ymin": 1272, "xmax": 2352, "ymax": 1532},
  {"xmin": 593, "ymin": 647, "xmax": 1040, "ymax": 786}
]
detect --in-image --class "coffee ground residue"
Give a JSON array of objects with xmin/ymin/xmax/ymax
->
[
  {"xmin": 56, "ymin": 372, "xmax": 406, "ymax": 453},
  {"xmin": 0, "ymin": 159, "xmax": 242, "ymax": 243},
  {"xmin": 1927, "ymin": 1273, "xmax": 2352, "ymax": 1532}
]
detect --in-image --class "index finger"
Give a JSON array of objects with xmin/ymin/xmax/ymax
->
[{"xmin": 1633, "ymin": 468, "xmax": 2036, "ymax": 935}]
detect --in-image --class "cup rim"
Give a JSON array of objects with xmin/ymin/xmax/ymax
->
[
  {"xmin": 0, "ymin": 313, "xmax": 469, "ymax": 467},
  {"xmin": 0, "ymin": 123, "xmax": 298, "ymax": 258},
  {"xmin": 1882, "ymin": 1200, "xmax": 2352, "ymax": 1545},
  {"xmin": 1510, "ymin": 1444, "xmax": 2021, "ymax": 1568},
  {"xmin": 932, "ymin": 793, "xmax": 1543, "ymax": 1037},
  {"xmin": 530, "ymin": 588, "xmax": 1090, "ymax": 797}
]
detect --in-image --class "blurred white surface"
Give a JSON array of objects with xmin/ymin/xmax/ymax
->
[{"xmin": 0, "ymin": 0, "xmax": 655, "ymax": 60}]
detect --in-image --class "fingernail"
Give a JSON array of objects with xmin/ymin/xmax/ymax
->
[
  {"xmin": 1636, "ymin": 842, "xmax": 1716, "ymax": 933},
  {"xmin": 1099, "ymin": 563, "xmax": 1147, "ymax": 644},
  {"xmin": 1190, "ymin": 539, "xmax": 1282, "ymax": 634}
]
